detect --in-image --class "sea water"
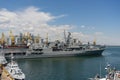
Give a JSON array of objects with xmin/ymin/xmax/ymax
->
[{"xmin": 16, "ymin": 46, "xmax": 120, "ymax": 80}]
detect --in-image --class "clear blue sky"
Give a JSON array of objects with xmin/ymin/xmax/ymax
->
[{"xmin": 0, "ymin": 0, "xmax": 120, "ymax": 45}]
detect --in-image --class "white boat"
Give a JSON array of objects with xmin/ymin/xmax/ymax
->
[
  {"xmin": 89, "ymin": 64, "xmax": 120, "ymax": 80},
  {"xmin": 5, "ymin": 56, "xmax": 25, "ymax": 80}
]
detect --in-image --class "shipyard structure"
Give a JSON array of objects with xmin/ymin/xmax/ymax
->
[{"xmin": 0, "ymin": 30, "xmax": 40, "ymax": 48}]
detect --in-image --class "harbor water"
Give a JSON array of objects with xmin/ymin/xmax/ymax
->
[{"xmin": 16, "ymin": 46, "xmax": 120, "ymax": 80}]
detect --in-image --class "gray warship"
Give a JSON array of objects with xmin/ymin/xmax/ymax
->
[{"xmin": 2, "ymin": 31, "xmax": 105, "ymax": 59}]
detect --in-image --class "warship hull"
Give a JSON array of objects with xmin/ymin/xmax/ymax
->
[{"xmin": 4, "ymin": 49, "xmax": 105, "ymax": 59}]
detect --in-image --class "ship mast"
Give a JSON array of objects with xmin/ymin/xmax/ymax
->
[
  {"xmin": 64, "ymin": 30, "xmax": 67, "ymax": 43},
  {"xmin": 66, "ymin": 32, "xmax": 71, "ymax": 46},
  {"xmin": 46, "ymin": 33, "xmax": 48, "ymax": 45}
]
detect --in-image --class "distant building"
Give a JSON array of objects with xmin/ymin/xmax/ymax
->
[{"xmin": 7, "ymin": 37, "xmax": 11, "ymax": 46}]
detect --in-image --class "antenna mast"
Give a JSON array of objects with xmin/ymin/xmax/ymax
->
[{"xmin": 64, "ymin": 30, "xmax": 66, "ymax": 43}]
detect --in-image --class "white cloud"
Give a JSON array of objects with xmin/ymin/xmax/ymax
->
[
  {"xmin": 95, "ymin": 32, "xmax": 103, "ymax": 35},
  {"xmin": 0, "ymin": 6, "xmax": 71, "ymax": 41},
  {"xmin": 0, "ymin": 6, "xmax": 120, "ymax": 45},
  {"xmin": 80, "ymin": 25, "xmax": 95, "ymax": 30},
  {"xmin": 71, "ymin": 31, "xmax": 120, "ymax": 45},
  {"xmin": 80, "ymin": 25, "xmax": 85, "ymax": 28},
  {"xmin": 55, "ymin": 14, "xmax": 67, "ymax": 19}
]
